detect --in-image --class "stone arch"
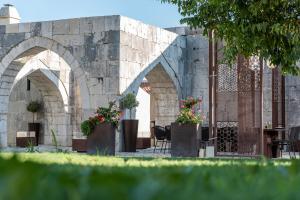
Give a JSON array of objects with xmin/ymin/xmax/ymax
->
[
  {"xmin": 124, "ymin": 56, "xmax": 182, "ymax": 98},
  {"xmin": 0, "ymin": 36, "xmax": 90, "ymax": 147},
  {"xmin": 126, "ymin": 56, "xmax": 181, "ymax": 127},
  {"xmin": 12, "ymin": 63, "xmax": 69, "ymax": 112},
  {"xmin": 7, "ymin": 69, "xmax": 69, "ymax": 146}
]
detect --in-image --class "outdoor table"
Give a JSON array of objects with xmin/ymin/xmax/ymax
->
[{"xmin": 263, "ymin": 128, "xmax": 286, "ymax": 158}]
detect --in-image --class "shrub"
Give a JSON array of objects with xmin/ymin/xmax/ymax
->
[
  {"xmin": 26, "ymin": 101, "xmax": 42, "ymax": 123},
  {"xmin": 119, "ymin": 93, "xmax": 139, "ymax": 119},
  {"xmin": 81, "ymin": 101, "xmax": 121, "ymax": 136},
  {"xmin": 26, "ymin": 101, "xmax": 41, "ymax": 113}
]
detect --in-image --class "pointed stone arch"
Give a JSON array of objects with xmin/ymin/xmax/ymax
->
[
  {"xmin": 124, "ymin": 56, "xmax": 181, "ymax": 127},
  {"xmin": 124, "ymin": 56, "xmax": 182, "ymax": 98},
  {"xmin": 0, "ymin": 36, "xmax": 90, "ymax": 147}
]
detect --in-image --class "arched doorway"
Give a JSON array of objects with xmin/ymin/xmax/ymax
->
[
  {"xmin": 0, "ymin": 36, "xmax": 90, "ymax": 147},
  {"xmin": 8, "ymin": 69, "xmax": 67, "ymax": 146},
  {"xmin": 135, "ymin": 63, "xmax": 180, "ymax": 139}
]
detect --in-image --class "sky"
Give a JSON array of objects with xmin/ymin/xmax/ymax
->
[{"xmin": 3, "ymin": 0, "xmax": 183, "ymax": 28}]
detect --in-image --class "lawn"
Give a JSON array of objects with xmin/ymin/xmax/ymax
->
[{"xmin": 0, "ymin": 153, "xmax": 299, "ymax": 200}]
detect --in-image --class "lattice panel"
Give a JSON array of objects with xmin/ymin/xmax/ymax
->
[
  {"xmin": 216, "ymin": 122, "xmax": 238, "ymax": 152},
  {"xmin": 272, "ymin": 68, "xmax": 285, "ymax": 127},
  {"xmin": 273, "ymin": 71, "xmax": 282, "ymax": 102},
  {"xmin": 217, "ymin": 64, "xmax": 238, "ymax": 92},
  {"xmin": 250, "ymin": 56, "xmax": 262, "ymax": 90},
  {"xmin": 238, "ymin": 58, "xmax": 253, "ymax": 92}
]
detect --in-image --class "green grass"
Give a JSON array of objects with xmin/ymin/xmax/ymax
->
[{"xmin": 0, "ymin": 153, "xmax": 299, "ymax": 200}]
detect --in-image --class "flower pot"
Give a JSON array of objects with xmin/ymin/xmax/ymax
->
[
  {"xmin": 87, "ymin": 123, "xmax": 116, "ymax": 155},
  {"xmin": 72, "ymin": 138, "xmax": 87, "ymax": 152},
  {"xmin": 28, "ymin": 123, "xmax": 40, "ymax": 145},
  {"xmin": 171, "ymin": 123, "xmax": 201, "ymax": 157},
  {"xmin": 122, "ymin": 119, "xmax": 139, "ymax": 152}
]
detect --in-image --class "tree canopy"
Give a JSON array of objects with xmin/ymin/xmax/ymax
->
[{"xmin": 161, "ymin": 0, "xmax": 300, "ymax": 75}]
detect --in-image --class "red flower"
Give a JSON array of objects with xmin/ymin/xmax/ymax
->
[{"xmin": 97, "ymin": 115, "xmax": 105, "ymax": 123}]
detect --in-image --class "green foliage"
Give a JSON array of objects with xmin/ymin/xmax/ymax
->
[
  {"xmin": 81, "ymin": 101, "xmax": 121, "ymax": 136},
  {"xmin": 27, "ymin": 101, "xmax": 42, "ymax": 123},
  {"xmin": 120, "ymin": 93, "xmax": 139, "ymax": 119},
  {"xmin": 0, "ymin": 153, "xmax": 300, "ymax": 199},
  {"xmin": 120, "ymin": 93, "xmax": 139, "ymax": 110},
  {"xmin": 26, "ymin": 101, "xmax": 41, "ymax": 113},
  {"xmin": 161, "ymin": 0, "xmax": 300, "ymax": 75},
  {"xmin": 51, "ymin": 129, "xmax": 68, "ymax": 153},
  {"xmin": 176, "ymin": 97, "xmax": 203, "ymax": 124},
  {"xmin": 80, "ymin": 120, "xmax": 95, "ymax": 136},
  {"xmin": 26, "ymin": 140, "xmax": 38, "ymax": 153}
]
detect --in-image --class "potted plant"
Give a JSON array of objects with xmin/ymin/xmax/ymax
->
[
  {"xmin": 81, "ymin": 101, "xmax": 121, "ymax": 155},
  {"xmin": 26, "ymin": 101, "xmax": 42, "ymax": 145},
  {"xmin": 120, "ymin": 93, "xmax": 139, "ymax": 152},
  {"xmin": 171, "ymin": 97, "xmax": 203, "ymax": 157}
]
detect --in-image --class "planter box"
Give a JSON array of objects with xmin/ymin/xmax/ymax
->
[
  {"xmin": 171, "ymin": 123, "xmax": 201, "ymax": 157},
  {"xmin": 16, "ymin": 137, "xmax": 37, "ymax": 147},
  {"xmin": 28, "ymin": 123, "xmax": 40, "ymax": 145},
  {"xmin": 72, "ymin": 138, "xmax": 87, "ymax": 152},
  {"xmin": 87, "ymin": 123, "xmax": 116, "ymax": 155},
  {"xmin": 136, "ymin": 138, "xmax": 151, "ymax": 149},
  {"xmin": 122, "ymin": 120, "xmax": 139, "ymax": 152}
]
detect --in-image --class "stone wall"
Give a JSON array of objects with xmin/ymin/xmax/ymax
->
[
  {"xmin": 7, "ymin": 78, "xmax": 44, "ymax": 146},
  {"xmin": 119, "ymin": 16, "xmax": 185, "ymax": 126},
  {"xmin": 285, "ymin": 73, "xmax": 300, "ymax": 128},
  {"xmin": 0, "ymin": 16, "xmax": 122, "ymax": 147},
  {"xmin": 263, "ymin": 65, "xmax": 273, "ymax": 126}
]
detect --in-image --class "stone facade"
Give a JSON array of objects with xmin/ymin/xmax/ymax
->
[{"xmin": 0, "ymin": 10, "xmax": 299, "ymax": 148}]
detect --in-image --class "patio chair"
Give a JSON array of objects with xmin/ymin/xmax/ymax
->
[
  {"xmin": 153, "ymin": 126, "xmax": 167, "ymax": 153},
  {"xmin": 163, "ymin": 125, "xmax": 171, "ymax": 153},
  {"xmin": 273, "ymin": 126, "xmax": 300, "ymax": 158},
  {"xmin": 199, "ymin": 127, "xmax": 218, "ymax": 157}
]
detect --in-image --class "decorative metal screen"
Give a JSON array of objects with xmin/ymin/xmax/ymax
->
[
  {"xmin": 209, "ymin": 37, "xmax": 263, "ymax": 156},
  {"xmin": 272, "ymin": 68, "xmax": 285, "ymax": 128},
  {"xmin": 216, "ymin": 122, "xmax": 238, "ymax": 153}
]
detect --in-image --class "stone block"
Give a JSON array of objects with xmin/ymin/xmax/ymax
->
[
  {"xmin": 41, "ymin": 21, "xmax": 53, "ymax": 38},
  {"xmin": 104, "ymin": 77, "xmax": 119, "ymax": 94},
  {"xmin": 106, "ymin": 61, "xmax": 119, "ymax": 77},
  {"xmin": 0, "ymin": 25, "xmax": 6, "ymax": 34},
  {"xmin": 131, "ymin": 36, "xmax": 144, "ymax": 50},
  {"xmin": 92, "ymin": 16, "xmax": 106, "ymax": 33},
  {"xmin": 120, "ymin": 16, "xmax": 138, "ymax": 35},
  {"xmin": 107, "ymin": 43, "xmax": 120, "ymax": 60},
  {"xmin": 137, "ymin": 22, "xmax": 148, "ymax": 39},
  {"xmin": 6, "ymin": 24, "xmax": 19, "ymax": 33},
  {"xmin": 18, "ymin": 23, "xmax": 31, "ymax": 33},
  {"xmin": 53, "ymin": 34, "xmax": 84, "ymax": 46},
  {"xmin": 104, "ymin": 16, "xmax": 120, "ymax": 31},
  {"xmin": 53, "ymin": 19, "xmax": 80, "ymax": 35},
  {"xmin": 120, "ymin": 31, "xmax": 132, "ymax": 46},
  {"xmin": 79, "ymin": 17, "xmax": 93, "ymax": 34},
  {"xmin": 102, "ymin": 30, "xmax": 120, "ymax": 44}
]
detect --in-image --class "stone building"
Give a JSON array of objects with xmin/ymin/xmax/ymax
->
[{"xmin": 0, "ymin": 5, "xmax": 299, "ymax": 148}]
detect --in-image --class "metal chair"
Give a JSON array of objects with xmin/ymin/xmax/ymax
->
[
  {"xmin": 153, "ymin": 126, "xmax": 166, "ymax": 153},
  {"xmin": 199, "ymin": 127, "xmax": 218, "ymax": 157},
  {"xmin": 273, "ymin": 126, "xmax": 300, "ymax": 158},
  {"xmin": 163, "ymin": 125, "xmax": 171, "ymax": 153}
]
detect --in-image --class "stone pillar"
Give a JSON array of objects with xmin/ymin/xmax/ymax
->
[{"xmin": 0, "ymin": 113, "xmax": 8, "ymax": 147}]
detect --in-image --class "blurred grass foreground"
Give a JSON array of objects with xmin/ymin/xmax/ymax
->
[{"xmin": 0, "ymin": 153, "xmax": 300, "ymax": 200}]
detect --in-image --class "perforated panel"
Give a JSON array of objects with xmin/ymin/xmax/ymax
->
[
  {"xmin": 217, "ymin": 64, "xmax": 238, "ymax": 92},
  {"xmin": 210, "ymin": 40, "xmax": 263, "ymax": 156},
  {"xmin": 216, "ymin": 122, "xmax": 238, "ymax": 153}
]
